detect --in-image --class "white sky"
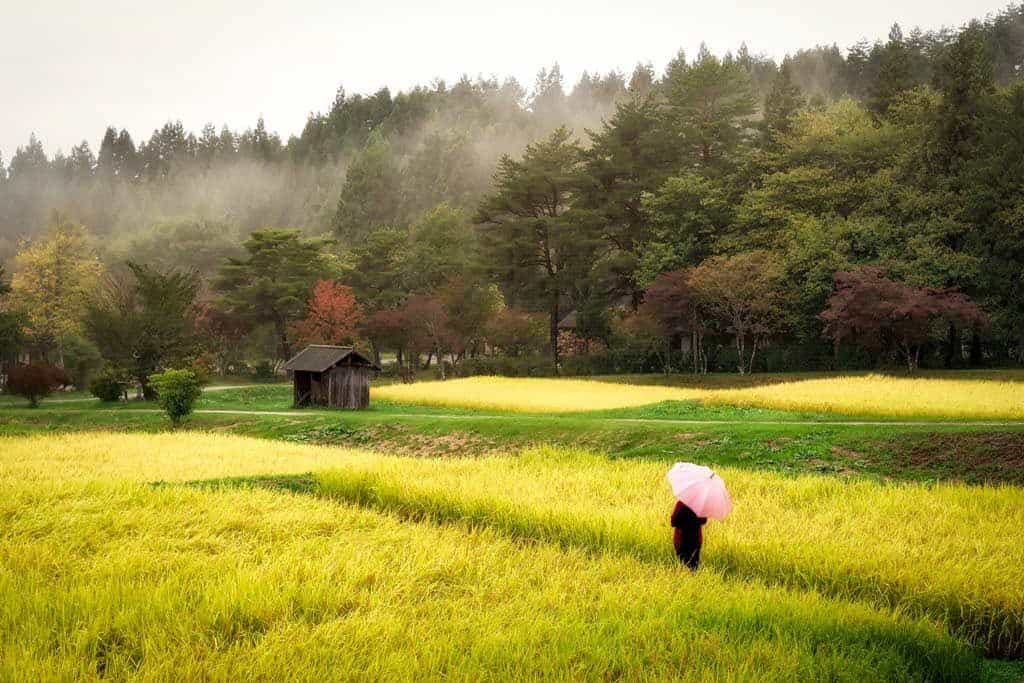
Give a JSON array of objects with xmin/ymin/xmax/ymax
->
[{"xmin": 0, "ymin": 0, "xmax": 1008, "ymax": 158}]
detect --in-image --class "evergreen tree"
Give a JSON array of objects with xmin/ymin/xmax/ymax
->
[
  {"xmin": 932, "ymin": 22, "xmax": 995, "ymax": 175},
  {"xmin": 215, "ymin": 229, "xmax": 334, "ymax": 360},
  {"xmin": 666, "ymin": 45, "xmax": 757, "ymax": 171},
  {"xmin": 476, "ymin": 127, "xmax": 595, "ymax": 368},
  {"xmin": 332, "ymin": 133, "xmax": 403, "ymax": 242},
  {"xmin": 627, "ymin": 63, "xmax": 656, "ymax": 101},
  {"xmin": 531, "ymin": 64, "xmax": 567, "ymax": 122},
  {"xmin": 8, "ymin": 134, "xmax": 49, "ymax": 179},
  {"xmin": 762, "ymin": 59, "xmax": 804, "ymax": 143},
  {"xmin": 870, "ymin": 24, "xmax": 914, "ymax": 116},
  {"xmin": 577, "ymin": 97, "xmax": 674, "ymax": 305},
  {"xmin": 97, "ymin": 127, "xmax": 119, "ymax": 176},
  {"xmin": 66, "ymin": 140, "xmax": 95, "ymax": 181}
]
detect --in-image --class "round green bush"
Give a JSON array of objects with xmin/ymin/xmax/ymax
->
[
  {"xmin": 89, "ymin": 370, "xmax": 126, "ymax": 402},
  {"xmin": 149, "ymin": 369, "xmax": 204, "ymax": 427}
]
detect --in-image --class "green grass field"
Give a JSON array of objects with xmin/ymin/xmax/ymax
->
[{"xmin": 2, "ymin": 370, "xmax": 1024, "ymax": 679}]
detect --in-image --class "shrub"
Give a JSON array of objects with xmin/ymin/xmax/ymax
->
[
  {"xmin": 89, "ymin": 368, "xmax": 127, "ymax": 402},
  {"xmin": 62, "ymin": 335, "xmax": 103, "ymax": 388},
  {"xmin": 6, "ymin": 363, "xmax": 65, "ymax": 407},
  {"xmin": 251, "ymin": 361, "xmax": 276, "ymax": 382},
  {"xmin": 149, "ymin": 369, "xmax": 204, "ymax": 427}
]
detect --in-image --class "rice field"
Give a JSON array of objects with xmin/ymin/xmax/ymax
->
[
  {"xmin": 315, "ymin": 447, "xmax": 1024, "ymax": 658},
  {"xmin": 375, "ymin": 376, "xmax": 705, "ymax": 413},
  {"xmin": 0, "ymin": 476, "xmax": 975, "ymax": 680},
  {"xmin": 373, "ymin": 374, "xmax": 1024, "ymax": 420},
  {"xmin": 2, "ymin": 431, "xmax": 1022, "ymax": 677}
]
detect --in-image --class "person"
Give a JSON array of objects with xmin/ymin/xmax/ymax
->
[{"xmin": 671, "ymin": 500, "xmax": 707, "ymax": 570}]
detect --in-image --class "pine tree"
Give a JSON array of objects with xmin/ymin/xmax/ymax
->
[
  {"xmin": 577, "ymin": 98, "xmax": 674, "ymax": 305},
  {"xmin": 476, "ymin": 127, "xmax": 595, "ymax": 368},
  {"xmin": 8, "ymin": 133, "xmax": 48, "ymax": 180},
  {"xmin": 627, "ymin": 63, "xmax": 655, "ymax": 101},
  {"xmin": 666, "ymin": 46, "xmax": 756, "ymax": 171},
  {"xmin": 933, "ymin": 21, "xmax": 995, "ymax": 175},
  {"xmin": 215, "ymin": 229, "xmax": 334, "ymax": 360},
  {"xmin": 332, "ymin": 133, "xmax": 404, "ymax": 242},
  {"xmin": 870, "ymin": 24, "xmax": 914, "ymax": 116},
  {"xmin": 762, "ymin": 59, "xmax": 804, "ymax": 143},
  {"xmin": 67, "ymin": 140, "xmax": 95, "ymax": 181},
  {"xmin": 531, "ymin": 64, "xmax": 567, "ymax": 122}
]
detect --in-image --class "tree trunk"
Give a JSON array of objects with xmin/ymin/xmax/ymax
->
[
  {"xmin": 549, "ymin": 294, "xmax": 560, "ymax": 374},
  {"xmin": 969, "ymin": 330, "xmax": 983, "ymax": 367},
  {"xmin": 945, "ymin": 323, "xmax": 959, "ymax": 368},
  {"xmin": 277, "ymin": 320, "xmax": 291, "ymax": 362},
  {"xmin": 735, "ymin": 330, "xmax": 747, "ymax": 374}
]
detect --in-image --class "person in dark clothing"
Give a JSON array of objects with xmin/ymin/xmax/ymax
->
[{"xmin": 671, "ymin": 500, "xmax": 707, "ymax": 570}]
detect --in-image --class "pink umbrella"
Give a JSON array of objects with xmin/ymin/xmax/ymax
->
[{"xmin": 666, "ymin": 462, "xmax": 732, "ymax": 520}]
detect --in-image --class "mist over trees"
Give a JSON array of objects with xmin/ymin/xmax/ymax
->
[{"xmin": 2, "ymin": 5, "xmax": 1024, "ymax": 380}]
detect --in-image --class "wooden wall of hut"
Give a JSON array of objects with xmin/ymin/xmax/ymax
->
[{"xmin": 301, "ymin": 364, "xmax": 373, "ymax": 409}]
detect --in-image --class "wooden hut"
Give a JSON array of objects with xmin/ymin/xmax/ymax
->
[{"xmin": 283, "ymin": 345, "xmax": 381, "ymax": 409}]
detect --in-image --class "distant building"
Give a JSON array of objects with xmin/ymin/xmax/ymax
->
[{"xmin": 283, "ymin": 345, "xmax": 381, "ymax": 409}]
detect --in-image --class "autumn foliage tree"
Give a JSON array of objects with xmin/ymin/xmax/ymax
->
[
  {"xmin": 820, "ymin": 267, "xmax": 988, "ymax": 371},
  {"xmin": 486, "ymin": 309, "xmax": 547, "ymax": 357},
  {"xmin": 403, "ymin": 295, "xmax": 452, "ymax": 379},
  {"xmin": 289, "ymin": 280, "xmax": 364, "ymax": 348},
  {"xmin": 10, "ymin": 212, "xmax": 103, "ymax": 365},
  {"xmin": 361, "ymin": 307, "xmax": 412, "ymax": 371},
  {"xmin": 641, "ymin": 268, "xmax": 708, "ymax": 373},
  {"xmin": 5, "ymin": 363, "xmax": 68, "ymax": 407}
]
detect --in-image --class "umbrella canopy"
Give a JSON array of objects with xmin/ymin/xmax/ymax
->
[{"xmin": 666, "ymin": 462, "xmax": 732, "ymax": 520}]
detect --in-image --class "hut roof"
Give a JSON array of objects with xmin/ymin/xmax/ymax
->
[{"xmin": 283, "ymin": 345, "xmax": 381, "ymax": 373}]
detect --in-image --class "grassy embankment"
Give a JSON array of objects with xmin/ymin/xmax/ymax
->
[{"xmin": 4, "ymin": 373, "xmax": 1023, "ymax": 484}]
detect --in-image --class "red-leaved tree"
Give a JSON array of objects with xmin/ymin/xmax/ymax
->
[
  {"xmin": 361, "ymin": 307, "xmax": 413, "ymax": 376},
  {"xmin": 6, "ymin": 363, "xmax": 68, "ymax": 407},
  {"xmin": 486, "ymin": 309, "xmax": 547, "ymax": 357},
  {"xmin": 820, "ymin": 267, "xmax": 988, "ymax": 371},
  {"xmin": 641, "ymin": 269, "xmax": 709, "ymax": 373},
  {"xmin": 403, "ymin": 294, "xmax": 452, "ymax": 379},
  {"xmin": 289, "ymin": 280, "xmax": 364, "ymax": 348}
]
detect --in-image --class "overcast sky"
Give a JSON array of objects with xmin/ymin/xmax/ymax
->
[{"xmin": 0, "ymin": 0, "xmax": 1009, "ymax": 158}]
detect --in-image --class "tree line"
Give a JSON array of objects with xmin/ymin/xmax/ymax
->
[{"xmin": 1, "ymin": 9, "xmax": 1023, "ymax": 389}]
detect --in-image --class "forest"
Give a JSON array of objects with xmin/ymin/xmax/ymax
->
[{"xmin": 1, "ymin": 6, "xmax": 1024, "ymax": 387}]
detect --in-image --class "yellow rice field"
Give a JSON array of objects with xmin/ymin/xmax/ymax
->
[
  {"xmin": 4, "ymin": 432, "xmax": 1022, "ymax": 659},
  {"xmin": 375, "ymin": 376, "xmax": 705, "ymax": 412},
  {"xmin": 374, "ymin": 374, "xmax": 1024, "ymax": 419},
  {"xmin": 1, "ymin": 433, "xmax": 981, "ymax": 679}
]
